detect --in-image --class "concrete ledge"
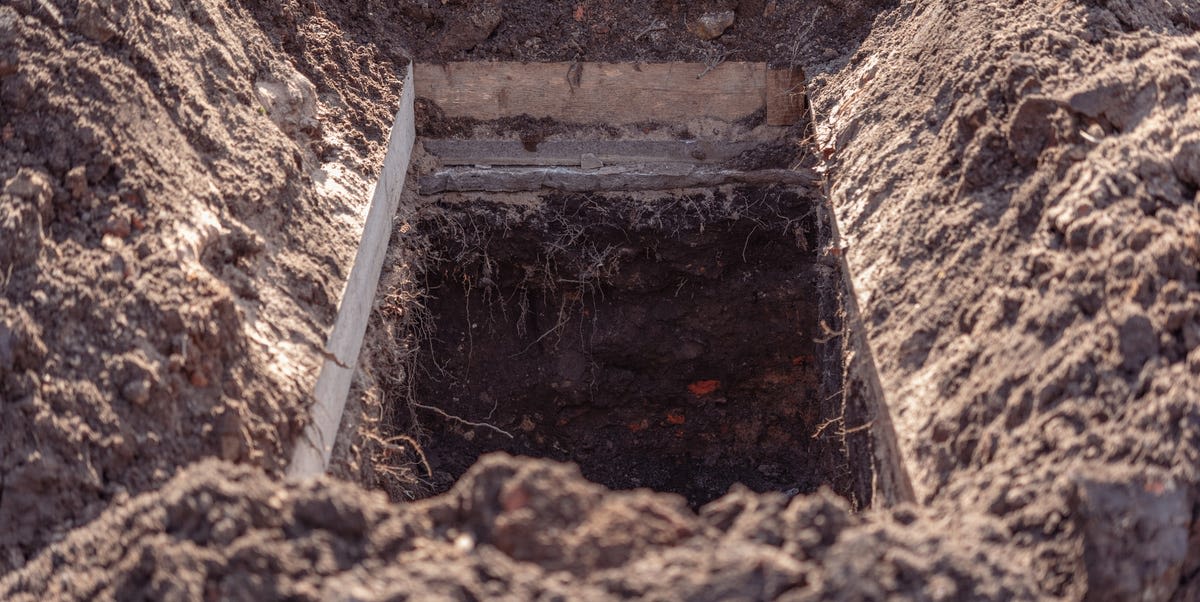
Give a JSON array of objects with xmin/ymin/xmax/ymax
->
[
  {"xmin": 287, "ymin": 63, "xmax": 416, "ymax": 478},
  {"xmin": 419, "ymin": 165, "xmax": 820, "ymax": 194}
]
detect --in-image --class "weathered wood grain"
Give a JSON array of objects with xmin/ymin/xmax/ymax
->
[
  {"xmin": 766, "ymin": 66, "xmax": 806, "ymax": 126},
  {"xmin": 288, "ymin": 64, "xmax": 417, "ymax": 479},
  {"xmin": 415, "ymin": 62, "xmax": 772, "ymax": 124}
]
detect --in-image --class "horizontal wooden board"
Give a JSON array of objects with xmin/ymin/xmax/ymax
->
[
  {"xmin": 415, "ymin": 62, "xmax": 772, "ymax": 125},
  {"xmin": 422, "ymin": 139, "xmax": 766, "ymax": 167},
  {"xmin": 419, "ymin": 164, "xmax": 819, "ymax": 194}
]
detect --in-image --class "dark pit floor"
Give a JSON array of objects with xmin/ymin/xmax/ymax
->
[{"xmin": 388, "ymin": 187, "xmax": 859, "ymax": 506}]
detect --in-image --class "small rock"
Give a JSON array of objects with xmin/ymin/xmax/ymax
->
[
  {"xmin": 189, "ymin": 370, "xmax": 210, "ymax": 388},
  {"xmin": 121, "ymin": 377, "xmax": 151, "ymax": 405},
  {"xmin": 99, "ymin": 213, "xmax": 132, "ymax": 238},
  {"xmin": 1070, "ymin": 467, "xmax": 1191, "ymax": 602},
  {"xmin": 1173, "ymin": 136, "xmax": 1200, "ymax": 187},
  {"xmin": 688, "ymin": 11, "xmax": 735, "ymax": 41},
  {"xmin": 0, "ymin": 199, "xmax": 44, "ymax": 269},
  {"xmin": 211, "ymin": 517, "xmax": 240, "ymax": 546},
  {"xmin": 438, "ymin": 1, "xmax": 503, "ymax": 53},
  {"xmin": 65, "ymin": 165, "xmax": 88, "ymax": 199},
  {"xmin": 580, "ymin": 153, "xmax": 602, "ymax": 170},
  {"xmin": 1118, "ymin": 313, "xmax": 1157, "ymax": 372},
  {"xmin": 1068, "ymin": 83, "xmax": 1124, "ymax": 120},
  {"xmin": 100, "ymin": 233, "xmax": 123, "ymax": 250},
  {"xmin": 75, "ymin": 0, "xmax": 117, "ymax": 43},
  {"xmin": 1007, "ymin": 96, "xmax": 1059, "ymax": 167},
  {"xmin": 217, "ymin": 410, "xmax": 244, "ymax": 461}
]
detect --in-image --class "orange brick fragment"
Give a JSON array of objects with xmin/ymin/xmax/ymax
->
[
  {"xmin": 666, "ymin": 411, "xmax": 686, "ymax": 425},
  {"xmin": 688, "ymin": 380, "xmax": 720, "ymax": 396}
]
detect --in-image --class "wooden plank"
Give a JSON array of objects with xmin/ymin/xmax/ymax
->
[
  {"xmin": 415, "ymin": 62, "xmax": 769, "ymax": 124},
  {"xmin": 766, "ymin": 66, "xmax": 806, "ymax": 126},
  {"xmin": 422, "ymin": 139, "xmax": 766, "ymax": 167},
  {"xmin": 288, "ymin": 63, "xmax": 417, "ymax": 479},
  {"xmin": 419, "ymin": 164, "xmax": 819, "ymax": 194}
]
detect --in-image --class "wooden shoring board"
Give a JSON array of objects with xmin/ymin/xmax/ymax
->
[
  {"xmin": 422, "ymin": 139, "xmax": 765, "ymax": 167},
  {"xmin": 415, "ymin": 62, "xmax": 805, "ymax": 126},
  {"xmin": 766, "ymin": 65, "xmax": 806, "ymax": 126},
  {"xmin": 287, "ymin": 63, "xmax": 417, "ymax": 478},
  {"xmin": 419, "ymin": 164, "xmax": 819, "ymax": 194}
]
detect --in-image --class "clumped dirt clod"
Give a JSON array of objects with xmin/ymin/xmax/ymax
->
[{"xmin": 379, "ymin": 187, "xmax": 866, "ymax": 507}]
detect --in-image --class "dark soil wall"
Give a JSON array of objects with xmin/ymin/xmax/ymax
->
[{"xmin": 384, "ymin": 188, "xmax": 873, "ymax": 506}]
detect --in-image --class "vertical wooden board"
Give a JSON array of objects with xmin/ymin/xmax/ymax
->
[
  {"xmin": 415, "ymin": 62, "xmax": 768, "ymax": 124},
  {"xmin": 766, "ymin": 66, "xmax": 806, "ymax": 126},
  {"xmin": 288, "ymin": 63, "xmax": 417, "ymax": 479}
]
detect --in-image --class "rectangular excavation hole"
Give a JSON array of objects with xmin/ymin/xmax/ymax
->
[{"xmin": 379, "ymin": 186, "xmax": 875, "ymax": 507}]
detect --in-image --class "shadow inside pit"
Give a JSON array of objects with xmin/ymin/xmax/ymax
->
[{"xmin": 382, "ymin": 186, "xmax": 885, "ymax": 507}]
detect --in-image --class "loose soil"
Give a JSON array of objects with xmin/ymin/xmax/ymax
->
[
  {"xmin": 323, "ymin": 0, "xmax": 889, "ymax": 64},
  {"xmin": 2, "ymin": 0, "xmax": 1200, "ymax": 600}
]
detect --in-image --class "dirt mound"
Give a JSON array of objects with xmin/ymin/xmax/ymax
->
[
  {"xmin": 1, "ymin": 454, "xmax": 1035, "ymax": 600},
  {"xmin": 0, "ymin": 0, "xmax": 401, "ymax": 571},
  {"xmin": 813, "ymin": 0, "xmax": 1200, "ymax": 597}
]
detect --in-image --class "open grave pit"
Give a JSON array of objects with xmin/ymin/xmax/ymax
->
[{"xmin": 375, "ymin": 186, "xmax": 874, "ymax": 507}]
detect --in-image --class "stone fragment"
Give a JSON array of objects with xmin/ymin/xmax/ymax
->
[
  {"xmin": 1117, "ymin": 313, "xmax": 1157, "ymax": 372},
  {"xmin": 438, "ymin": 1, "xmax": 503, "ymax": 53},
  {"xmin": 121, "ymin": 377, "xmax": 151, "ymax": 405},
  {"xmin": 1070, "ymin": 467, "xmax": 1191, "ymax": 602},
  {"xmin": 99, "ymin": 213, "xmax": 132, "ymax": 238},
  {"xmin": 1173, "ymin": 136, "xmax": 1200, "ymax": 187},
  {"xmin": 688, "ymin": 11, "xmax": 735, "ymax": 41},
  {"xmin": 65, "ymin": 165, "xmax": 88, "ymax": 199},
  {"xmin": 580, "ymin": 153, "xmax": 602, "ymax": 170},
  {"xmin": 1007, "ymin": 96, "xmax": 1059, "ymax": 167},
  {"xmin": 75, "ymin": 0, "xmax": 117, "ymax": 43}
]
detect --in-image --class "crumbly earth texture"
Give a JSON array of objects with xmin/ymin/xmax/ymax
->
[
  {"xmin": 1, "ymin": 0, "xmax": 1199, "ymax": 600},
  {"xmin": 2, "ymin": 455, "xmax": 1035, "ymax": 601},
  {"xmin": 0, "ymin": 0, "xmax": 402, "ymax": 572}
]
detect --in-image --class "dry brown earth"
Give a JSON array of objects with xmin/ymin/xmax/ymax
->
[{"xmin": 2, "ymin": 0, "xmax": 1199, "ymax": 599}]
